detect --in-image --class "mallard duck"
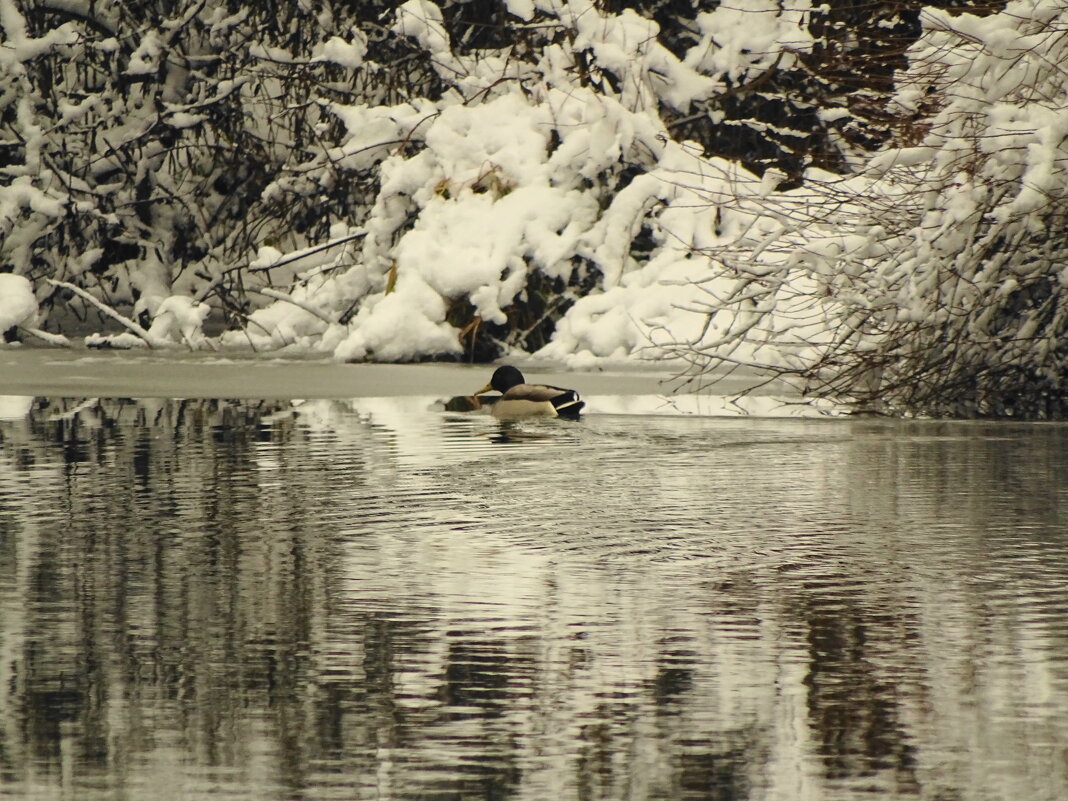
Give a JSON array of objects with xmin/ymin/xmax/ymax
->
[{"xmin": 474, "ymin": 365, "xmax": 584, "ymax": 419}]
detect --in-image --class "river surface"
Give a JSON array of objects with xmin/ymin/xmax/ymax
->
[{"xmin": 1, "ymin": 350, "xmax": 1067, "ymax": 801}]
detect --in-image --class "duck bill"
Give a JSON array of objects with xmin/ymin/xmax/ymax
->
[{"xmin": 473, "ymin": 383, "xmax": 494, "ymax": 396}]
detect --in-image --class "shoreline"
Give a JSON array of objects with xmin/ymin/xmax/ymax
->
[{"xmin": 0, "ymin": 346, "xmax": 689, "ymax": 400}]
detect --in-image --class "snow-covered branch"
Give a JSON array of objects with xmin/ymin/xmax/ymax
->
[{"xmin": 7, "ymin": 0, "xmax": 1065, "ymax": 416}]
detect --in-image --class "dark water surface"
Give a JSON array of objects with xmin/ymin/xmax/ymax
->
[{"xmin": 1, "ymin": 390, "xmax": 1067, "ymax": 801}]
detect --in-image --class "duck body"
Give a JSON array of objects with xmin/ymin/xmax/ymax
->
[{"xmin": 474, "ymin": 365, "xmax": 584, "ymax": 419}]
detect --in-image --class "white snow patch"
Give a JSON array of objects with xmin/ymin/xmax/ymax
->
[
  {"xmin": 393, "ymin": 0, "xmax": 450, "ymax": 56},
  {"xmin": 145, "ymin": 295, "xmax": 212, "ymax": 348},
  {"xmin": 0, "ymin": 275, "xmax": 37, "ymax": 331},
  {"xmin": 126, "ymin": 30, "xmax": 162, "ymax": 75},
  {"xmin": 312, "ymin": 32, "xmax": 368, "ymax": 69}
]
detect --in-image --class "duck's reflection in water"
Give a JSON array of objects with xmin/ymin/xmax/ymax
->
[{"xmin": 443, "ymin": 394, "xmax": 490, "ymax": 413}]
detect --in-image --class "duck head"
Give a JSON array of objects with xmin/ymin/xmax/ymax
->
[{"xmin": 474, "ymin": 365, "xmax": 525, "ymax": 395}]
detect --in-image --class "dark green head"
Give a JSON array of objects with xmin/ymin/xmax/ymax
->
[
  {"xmin": 489, "ymin": 365, "xmax": 525, "ymax": 393},
  {"xmin": 475, "ymin": 365, "xmax": 526, "ymax": 396}
]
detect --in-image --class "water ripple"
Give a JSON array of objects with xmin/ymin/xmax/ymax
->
[{"xmin": 1, "ymin": 398, "xmax": 1068, "ymax": 801}]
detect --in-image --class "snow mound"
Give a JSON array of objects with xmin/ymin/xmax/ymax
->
[
  {"xmin": 146, "ymin": 295, "xmax": 212, "ymax": 348},
  {"xmin": 0, "ymin": 275, "xmax": 37, "ymax": 332}
]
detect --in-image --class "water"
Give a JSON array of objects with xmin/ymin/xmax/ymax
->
[{"xmin": 1, "ymin": 377, "xmax": 1068, "ymax": 800}]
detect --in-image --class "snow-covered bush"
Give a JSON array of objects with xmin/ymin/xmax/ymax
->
[
  {"xmin": 1, "ymin": 0, "xmax": 910, "ymax": 358},
  {"xmin": 1, "ymin": 0, "xmax": 395, "ymax": 335},
  {"xmin": 674, "ymin": 0, "xmax": 1068, "ymax": 418},
  {"xmin": 868, "ymin": 3, "xmax": 1068, "ymax": 417},
  {"xmin": 219, "ymin": 0, "xmax": 830, "ymax": 362}
]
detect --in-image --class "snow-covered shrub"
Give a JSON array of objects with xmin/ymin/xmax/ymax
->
[
  {"xmin": 674, "ymin": 1, "xmax": 1068, "ymax": 418},
  {"xmin": 0, "ymin": 0, "xmax": 397, "ymax": 335},
  {"xmin": 822, "ymin": 2, "xmax": 1068, "ymax": 416},
  {"xmin": 230, "ymin": 83, "xmax": 677, "ymax": 360},
  {"xmin": 222, "ymin": 0, "xmax": 826, "ymax": 362},
  {"xmin": 3, "ymin": 0, "xmax": 911, "ymax": 359}
]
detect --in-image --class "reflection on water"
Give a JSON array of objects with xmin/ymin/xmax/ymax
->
[{"xmin": 1, "ymin": 396, "xmax": 1068, "ymax": 801}]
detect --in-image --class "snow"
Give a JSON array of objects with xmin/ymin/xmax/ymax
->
[
  {"xmin": 334, "ymin": 284, "xmax": 456, "ymax": 362},
  {"xmin": 504, "ymin": 0, "xmax": 535, "ymax": 22},
  {"xmin": 0, "ymin": 394, "xmax": 32, "ymax": 419},
  {"xmin": 126, "ymin": 30, "xmax": 162, "ymax": 75},
  {"xmin": 0, "ymin": 275, "xmax": 37, "ymax": 332},
  {"xmin": 311, "ymin": 32, "xmax": 368, "ymax": 69},
  {"xmin": 689, "ymin": 1, "xmax": 813, "ymax": 83},
  {"xmin": 145, "ymin": 296, "xmax": 212, "ymax": 348},
  {"xmin": 392, "ymin": 0, "xmax": 450, "ymax": 56},
  {"xmin": 250, "ymin": 246, "xmax": 286, "ymax": 270},
  {"xmin": 568, "ymin": 0, "xmax": 718, "ymax": 111},
  {"xmin": 166, "ymin": 112, "xmax": 207, "ymax": 129},
  {"xmin": 248, "ymin": 42, "xmax": 296, "ymax": 63}
]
